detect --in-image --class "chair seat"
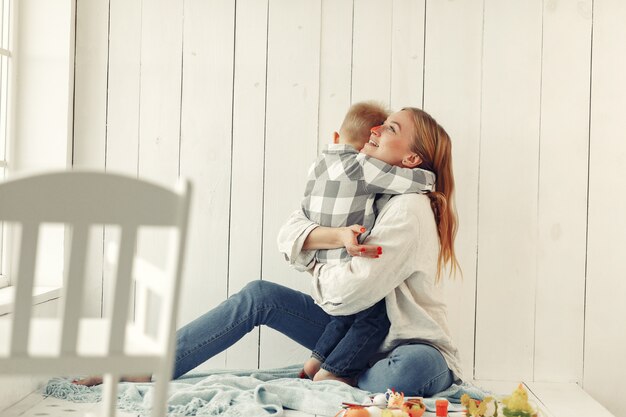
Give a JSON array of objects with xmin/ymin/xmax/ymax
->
[{"xmin": 0, "ymin": 318, "xmax": 164, "ymax": 375}]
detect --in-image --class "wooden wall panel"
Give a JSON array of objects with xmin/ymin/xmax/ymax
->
[
  {"xmin": 424, "ymin": 0, "xmax": 483, "ymax": 380},
  {"xmin": 533, "ymin": 0, "xmax": 592, "ymax": 383},
  {"xmin": 584, "ymin": 1, "xmax": 626, "ymax": 416},
  {"xmin": 116, "ymin": 0, "xmax": 179, "ymax": 308},
  {"xmin": 352, "ymin": 0, "xmax": 392, "ymax": 105},
  {"xmin": 101, "ymin": 0, "xmax": 142, "ymax": 319},
  {"xmin": 72, "ymin": 0, "xmax": 108, "ymax": 170},
  {"xmin": 318, "ymin": 0, "xmax": 352, "ymax": 153},
  {"xmin": 390, "ymin": 0, "xmax": 425, "ymax": 109},
  {"xmin": 226, "ymin": 0, "xmax": 269, "ymax": 370},
  {"xmin": 136, "ymin": 0, "xmax": 183, "ymax": 188},
  {"xmin": 105, "ymin": 0, "xmax": 141, "ymax": 177},
  {"xmin": 71, "ymin": 0, "xmax": 108, "ymax": 317},
  {"xmin": 177, "ymin": 0, "xmax": 236, "ymax": 371},
  {"xmin": 475, "ymin": 0, "xmax": 543, "ymax": 381},
  {"xmin": 134, "ymin": 0, "xmax": 184, "ymax": 341},
  {"xmin": 259, "ymin": 0, "xmax": 321, "ymax": 368}
]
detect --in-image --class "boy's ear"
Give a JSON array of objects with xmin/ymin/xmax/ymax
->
[
  {"xmin": 333, "ymin": 131, "xmax": 340, "ymax": 144},
  {"xmin": 402, "ymin": 153, "xmax": 422, "ymax": 168}
]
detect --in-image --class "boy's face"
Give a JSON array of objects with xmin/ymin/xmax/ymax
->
[{"xmin": 361, "ymin": 110, "xmax": 421, "ymax": 168}]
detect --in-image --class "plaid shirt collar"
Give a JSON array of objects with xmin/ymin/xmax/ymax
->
[{"xmin": 324, "ymin": 143, "xmax": 359, "ymax": 154}]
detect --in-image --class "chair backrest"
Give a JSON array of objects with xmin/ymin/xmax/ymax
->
[{"xmin": 0, "ymin": 170, "xmax": 191, "ymax": 359}]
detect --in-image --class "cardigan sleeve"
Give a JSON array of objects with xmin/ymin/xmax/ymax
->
[{"xmin": 277, "ymin": 209, "xmax": 319, "ymax": 272}]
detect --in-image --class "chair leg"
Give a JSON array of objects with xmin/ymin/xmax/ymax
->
[
  {"xmin": 101, "ymin": 373, "xmax": 119, "ymax": 417},
  {"xmin": 150, "ymin": 373, "xmax": 169, "ymax": 417}
]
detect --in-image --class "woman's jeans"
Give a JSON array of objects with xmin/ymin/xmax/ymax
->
[{"xmin": 174, "ymin": 280, "xmax": 454, "ymax": 396}]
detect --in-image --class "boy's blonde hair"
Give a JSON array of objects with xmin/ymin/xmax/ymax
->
[{"xmin": 340, "ymin": 101, "xmax": 389, "ymax": 146}]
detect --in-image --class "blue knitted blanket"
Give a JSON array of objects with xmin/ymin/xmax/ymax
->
[{"xmin": 43, "ymin": 365, "xmax": 491, "ymax": 416}]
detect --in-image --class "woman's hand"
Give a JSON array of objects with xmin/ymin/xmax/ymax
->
[{"xmin": 340, "ymin": 225, "xmax": 382, "ymax": 258}]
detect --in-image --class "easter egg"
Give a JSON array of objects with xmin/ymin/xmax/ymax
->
[
  {"xmin": 345, "ymin": 407, "xmax": 370, "ymax": 417},
  {"xmin": 372, "ymin": 394, "xmax": 387, "ymax": 406},
  {"xmin": 381, "ymin": 409, "xmax": 408, "ymax": 417},
  {"xmin": 366, "ymin": 406, "xmax": 383, "ymax": 417}
]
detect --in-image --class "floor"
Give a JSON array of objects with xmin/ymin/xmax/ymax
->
[{"xmin": 0, "ymin": 380, "xmax": 616, "ymax": 417}]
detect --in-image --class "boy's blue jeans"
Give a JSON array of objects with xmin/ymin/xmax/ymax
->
[
  {"xmin": 174, "ymin": 280, "xmax": 454, "ymax": 396},
  {"xmin": 312, "ymin": 299, "xmax": 390, "ymax": 378}
]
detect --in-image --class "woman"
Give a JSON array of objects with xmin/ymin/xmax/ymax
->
[{"xmin": 78, "ymin": 107, "xmax": 462, "ymax": 396}]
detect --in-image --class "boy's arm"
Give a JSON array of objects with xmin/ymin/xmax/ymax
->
[
  {"xmin": 277, "ymin": 210, "xmax": 380, "ymax": 272},
  {"xmin": 303, "ymin": 224, "xmax": 380, "ymax": 257},
  {"xmin": 357, "ymin": 153, "xmax": 436, "ymax": 194}
]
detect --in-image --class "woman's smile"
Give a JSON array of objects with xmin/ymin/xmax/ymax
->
[{"xmin": 360, "ymin": 110, "xmax": 416, "ymax": 167}]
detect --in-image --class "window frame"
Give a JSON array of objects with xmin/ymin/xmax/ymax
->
[{"xmin": 0, "ymin": 0, "xmax": 14, "ymax": 289}]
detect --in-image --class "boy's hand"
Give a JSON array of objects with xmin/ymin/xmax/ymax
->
[{"xmin": 341, "ymin": 225, "xmax": 382, "ymax": 258}]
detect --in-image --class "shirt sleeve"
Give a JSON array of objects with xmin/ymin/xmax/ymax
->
[
  {"xmin": 277, "ymin": 209, "xmax": 319, "ymax": 272},
  {"xmin": 310, "ymin": 201, "xmax": 422, "ymax": 315},
  {"xmin": 357, "ymin": 153, "xmax": 436, "ymax": 195}
]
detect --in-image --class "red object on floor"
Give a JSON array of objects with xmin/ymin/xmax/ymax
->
[{"xmin": 435, "ymin": 399, "xmax": 449, "ymax": 416}]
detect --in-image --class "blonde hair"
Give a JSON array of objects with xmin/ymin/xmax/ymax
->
[
  {"xmin": 402, "ymin": 107, "xmax": 461, "ymax": 281},
  {"xmin": 340, "ymin": 101, "xmax": 389, "ymax": 146}
]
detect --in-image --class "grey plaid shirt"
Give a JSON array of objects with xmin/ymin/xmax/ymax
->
[{"xmin": 301, "ymin": 144, "xmax": 436, "ymax": 264}]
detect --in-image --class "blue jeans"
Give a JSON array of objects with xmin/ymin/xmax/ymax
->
[
  {"xmin": 312, "ymin": 299, "xmax": 390, "ymax": 377},
  {"xmin": 174, "ymin": 280, "xmax": 454, "ymax": 396}
]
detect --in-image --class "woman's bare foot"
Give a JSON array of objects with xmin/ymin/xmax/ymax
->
[
  {"xmin": 312, "ymin": 368, "xmax": 356, "ymax": 386},
  {"xmin": 72, "ymin": 375, "xmax": 151, "ymax": 386},
  {"xmin": 72, "ymin": 376, "xmax": 103, "ymax": 386},
  {"xmin": 303, "ymin": 357, "xmax": 322, "ymax": 379}
]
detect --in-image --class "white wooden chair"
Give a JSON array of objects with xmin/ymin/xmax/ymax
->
[{"xmin": 0, "ymin": 170, "xmax": 192, "ymax": 417}]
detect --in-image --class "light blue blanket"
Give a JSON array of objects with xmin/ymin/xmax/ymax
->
[{"xmin": 43, "ymin": 365, "xmax": 491, "ymax": 416}]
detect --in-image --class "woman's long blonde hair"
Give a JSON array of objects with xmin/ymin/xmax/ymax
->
[{"xmin": 403, "ymin": 107, "xmax": 460, "ymax": 280}]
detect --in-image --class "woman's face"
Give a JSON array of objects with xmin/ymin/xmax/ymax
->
[{"xmin": 361, "ymin": 110, "xmax": 419, "ymax": 168}]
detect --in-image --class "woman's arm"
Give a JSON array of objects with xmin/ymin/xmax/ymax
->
[
  {"xmin": 277, "ymin": 210, "xmax": 382, "ymax": 272},
  {"xmin": 311, "ymin": 196, "xmax": 431, "ymax": 315}
]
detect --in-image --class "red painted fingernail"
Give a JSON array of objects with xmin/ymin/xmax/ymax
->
[
  {"xmin": 375, "ymin": 255, "xmax": 380, "ymax": 258},
  {"xmin": 360, "ymin": 247, "xmax": 366, "ymax": 252},
  {"xmin": 360, "ymin": 227, "xmax": 366, "ymax": 233},
  {"xmin": 377, "ymin": 247, "xmax": 382, "ymax": 254}
]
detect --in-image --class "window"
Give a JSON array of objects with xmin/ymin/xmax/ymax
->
[{"xmin": 0, "ymin": 0, "xmax": 12, "ymax": 289}]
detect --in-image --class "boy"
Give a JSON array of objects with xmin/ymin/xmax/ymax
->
[{"xmin": 299, "ymin": 101, "xmax": 436, "ymax": 383}]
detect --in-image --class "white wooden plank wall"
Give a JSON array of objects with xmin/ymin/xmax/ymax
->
[
  {"xmin": 318, "ymin": 0, "xmax": 352, "ymax": 154},
  {"xmin": 260, "ymin": 0, "xmax": 321, "ymax": 368},
  {"xmin": 534, "ymin": 0, "xmax": 591, "ymax": 383},
  {"xmin": 423, "ymin": 0, "xmax": 483, "ymax": 381},
  {"xmin": 352, "ymin": 0, "xmax": 392, "ymax": 105},
  {"xmin": 102, "ymin": 0, "xmax": 142, "ymax": 320},
  {"xmin": 475, "ymin": 0, "xmax": 543, "ymax": 381},
  {"xmin": 70, "ymin": 1, "xmax": 625, "ymax": 416},
  {"xmin": 584, "ymin": 1, "xmax": 626, "ymax": 417},
  {"xmin": 178, "ymin": 0, "xmax": 236, "ymax": 370},
  {"xmin": 227, "ymin": 0, "xmax": 268, "ymax": 369},
  {"xmin": 390, "ymin": 0, "xmax": 425, "ymax": 109},
  {"xmin": 72, "ymin": 0, "xmax": 108, "ymax": 318}
]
